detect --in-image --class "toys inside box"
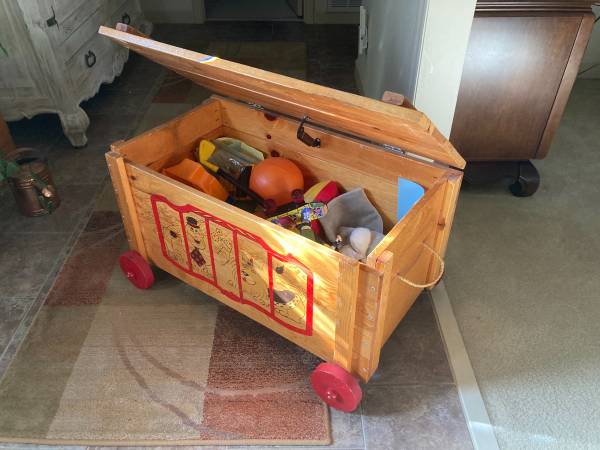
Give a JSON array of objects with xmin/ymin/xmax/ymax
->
[{"xmin": 162, "ymin": 137, "xmax": 424, "ymax": 261}]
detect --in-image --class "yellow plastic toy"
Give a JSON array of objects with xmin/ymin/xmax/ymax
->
[{"xmin": 162, "ymin": 158, "xmax": 229, "ymax": 201}]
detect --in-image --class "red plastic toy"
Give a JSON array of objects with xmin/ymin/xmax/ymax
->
[{"xmin": 303, "ymin": 180, "xmax": 340, "ymax": 237}]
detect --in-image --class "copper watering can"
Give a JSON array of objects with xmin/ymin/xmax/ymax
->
[{"xmin": 6, "ymin": 148, "xmax": 60, "ymax": 216}]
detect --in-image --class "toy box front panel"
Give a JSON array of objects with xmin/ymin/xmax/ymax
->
[
  {"xmin": 151, "ymin": 194, "xmax": 313, "ymax": 335},
  {"xmin": 125, "ymin": 164, "xmax": 341, "ymax": 362}
]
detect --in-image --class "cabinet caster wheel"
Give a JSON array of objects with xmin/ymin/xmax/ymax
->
[
  {"xmin": 310, "ymin": 362, "xmax": 362, "ymax": 412},
  {"xmin": 119, "ymin": 250, "xmax": 154, "ymax": 289},
  {"xmin": 509, "ymin": 161, "xmax": 540, "ymax": 197}
]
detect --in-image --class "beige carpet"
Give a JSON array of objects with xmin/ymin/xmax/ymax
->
[
  {"xmin": 0, "ymin": 184, "xmax": 330, "ymax": 446},
  {"xmin": 445, "ymin": 79, "xmax": 600, "ymax": 449}
]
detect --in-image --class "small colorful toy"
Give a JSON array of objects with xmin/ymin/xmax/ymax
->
[
  {"xmin": 304, "ymin": 180, "xmax": 339, "ymax": 204},
  {"xmin": 269, "ymin": 202, "xmax": 327, "ymax": 241},
  {"xmin": 249, "ymin": 157, "xmax": 304, "ymax": 208},
  {"xmin": 303, "ymin": 180, "xmax": 340, "ymax": 237},
  {"xmin": 269, "ymin": 202, "xmax": 327, "ymax": 226},
  {"xmin": 162, "ymin": 158, "xmax": 229, "ymax": 202}
]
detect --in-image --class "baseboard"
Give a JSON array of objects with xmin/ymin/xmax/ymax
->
[{"xmin": 430, "ymin": 281, "xmax": 500, "ymax": 450}]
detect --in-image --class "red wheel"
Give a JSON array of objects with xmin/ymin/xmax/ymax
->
[
  {"xmin": 310, "ymin": 362, "xmax": 362, "ymax": 412},
  {"xmin": 119, "ymin": 250, "xmax": 154, "ymax": 289}
]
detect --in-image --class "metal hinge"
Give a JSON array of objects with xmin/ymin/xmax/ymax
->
[
  {"xmin": 382, "ymin": 143, "xmax": 437, "ymax": 165},
  {"xmin": 247, "ymin": 102, "xmax": 264, "ymax": 111},
  {"xmin": 382, "ymin": 143, "xmax": 406, "ymax": 156}
]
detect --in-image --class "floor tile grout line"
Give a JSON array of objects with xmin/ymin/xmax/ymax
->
[{"xmin": 430, "ymin": 282, "xmax": 500, "ymax": 450}]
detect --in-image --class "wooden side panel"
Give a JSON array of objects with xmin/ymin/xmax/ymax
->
[
  {"xmin": 112, "ymin": 99, "xmax": 223, "ymax": 169},
  {"xmin": 381, "ymin": 251, "xmax": 435, "ymax": 343},
  {"xmin": 367, "ymin": 179, "xmax": 446, "ymax": 343},
  {"xmin": 427, "ymin": 173, "xmax": 462, "ymax": 284},
  {"xmin": 218, "ymin": 97, "xmax": 444, "ymax": 189},
  {"xmin": 126, "ymin": 162, "xmax": 341, "ymax": 362}
]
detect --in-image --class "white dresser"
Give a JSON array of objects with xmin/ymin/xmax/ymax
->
[{"xmin": 0, "ymin": 0, "xmax": 151, "ymax": 147}]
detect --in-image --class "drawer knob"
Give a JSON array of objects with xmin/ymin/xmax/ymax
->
[
  {"xmin": 84, "ymin": 50, "xmax": 96, "ymax": 68},
  {"xmin": 121, "ymin": 13, "xmax": 131, "ymax": 25}
]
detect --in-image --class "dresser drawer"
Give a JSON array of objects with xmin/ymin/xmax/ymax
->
[
  {"xmin": 47, "ymin": 0, "xmax": 101, "ymax": 44},
  {"xmin": 66, "ymin": 33, "xmax": 117, "ymax": 92},
  {"xmin": 22, "ymin": 0, "xmax": 115, "ymax": 47},
  {"xmin": 66, "ymin": 0, "xmax": 143, "ymax": 92},
  {"xmin": 60, "ymin": 0, "xmax": 127, "ymax": 61}
]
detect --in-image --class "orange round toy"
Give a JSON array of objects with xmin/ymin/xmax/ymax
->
[{"xmin": 249, "ymin": 157, "xmax": 304, "ymax": 207}]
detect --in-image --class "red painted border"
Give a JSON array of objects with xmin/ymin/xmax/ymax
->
[{"xmin": 150, "ymin": 194, "xmax": 314, "ymax": 335}]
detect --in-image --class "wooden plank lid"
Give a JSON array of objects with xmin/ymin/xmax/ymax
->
[{"xmin": 99, "ymin": 25, "xmax": 466, "ymax": 169}]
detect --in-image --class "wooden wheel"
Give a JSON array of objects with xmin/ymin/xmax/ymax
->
[
  {"xmin": 119, "ymin": 250, "xmax": 155, "ymax": 289},
  {"xmin": 310, "ymin": 362, "xmax": 362, "ymax": 412}
]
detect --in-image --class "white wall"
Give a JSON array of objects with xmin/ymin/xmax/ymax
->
[
  {"xmin": 579, "ymin": 5, "xmax": 600, "ymax": 79},
  {"xmin": 413, "ymin": 0, "xmax": 476, "ymax": 136},
  {"xmin": 355, "ymin": 0, "xmax": 476, "ymax": 138},
  {"xmin": 355, "ymin": 0, "xmax": 427, "ymax": 100}
]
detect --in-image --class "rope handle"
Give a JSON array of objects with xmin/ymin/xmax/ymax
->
[{"xmin": 395, "ymin": 242, "xmax": 444, "ymax": 288}]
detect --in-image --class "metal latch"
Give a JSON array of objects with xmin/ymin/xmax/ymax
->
[{"xmin": 296, "ymin": 116, "xmax": 321, "ymax": 148}]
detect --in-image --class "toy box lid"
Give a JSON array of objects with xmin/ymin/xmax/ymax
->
[{"xmin": 99, "ymin": 25, "xmax": 466, "ymax": 169}]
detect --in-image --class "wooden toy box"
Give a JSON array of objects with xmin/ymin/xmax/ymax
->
[{"xmin": 100, "ymin": 25, "xmax": 465, "ymax": 412}]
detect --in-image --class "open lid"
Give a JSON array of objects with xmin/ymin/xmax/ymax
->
[{"xmin": 99, "ymin": 25, "xmax": 465, "ymax": 169}]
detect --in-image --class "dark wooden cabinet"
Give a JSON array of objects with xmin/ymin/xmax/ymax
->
[{"xmin": 450, "ymin": 1, "xmax": 595, "ymax": 195}]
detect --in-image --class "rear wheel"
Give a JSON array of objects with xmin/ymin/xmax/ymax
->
[
  {"xmin": 310, "ymin": 362, "xmax": 362, "ymax": 412},
  {"xmin": 119, "ymin": 250, "xmax": 155, "ymax": 289}
]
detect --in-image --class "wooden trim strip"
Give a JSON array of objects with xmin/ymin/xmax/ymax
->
[
  {"xmin": 105, "ymin": 151, "xmax": 147, "ymax": 258},
  {"xmin": 427, "ymin": 172, "xmax": 462, "ymax": 284},
  {"xmin": 476, "ymin": 1, "xmax": 595, "ymax": 13},
  {"xmin": 333, "ymin": 257, "xmax": 361, "ymax": 371},
  {"xmin": 367, "ymin": 251, "xmax": 393, "ymax": 377}
]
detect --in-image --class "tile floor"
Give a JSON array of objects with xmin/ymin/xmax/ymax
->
[{"xmin": 0, "ymin": 23, "xmax": 471, "ymax": 450}]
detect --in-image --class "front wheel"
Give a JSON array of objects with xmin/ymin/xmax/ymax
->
[
  {"xmin": 310, "ymin": 362, "xmax": 362, "ymax": 412},
  {"xmin": 119, "ymin": 250, "xmax": 155, "ymax": 289}
]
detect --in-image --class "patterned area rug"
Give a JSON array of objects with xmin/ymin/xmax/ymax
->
[{"xmin": 0, "ymin": 185, "xmax": 330, "ymax": 446}]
